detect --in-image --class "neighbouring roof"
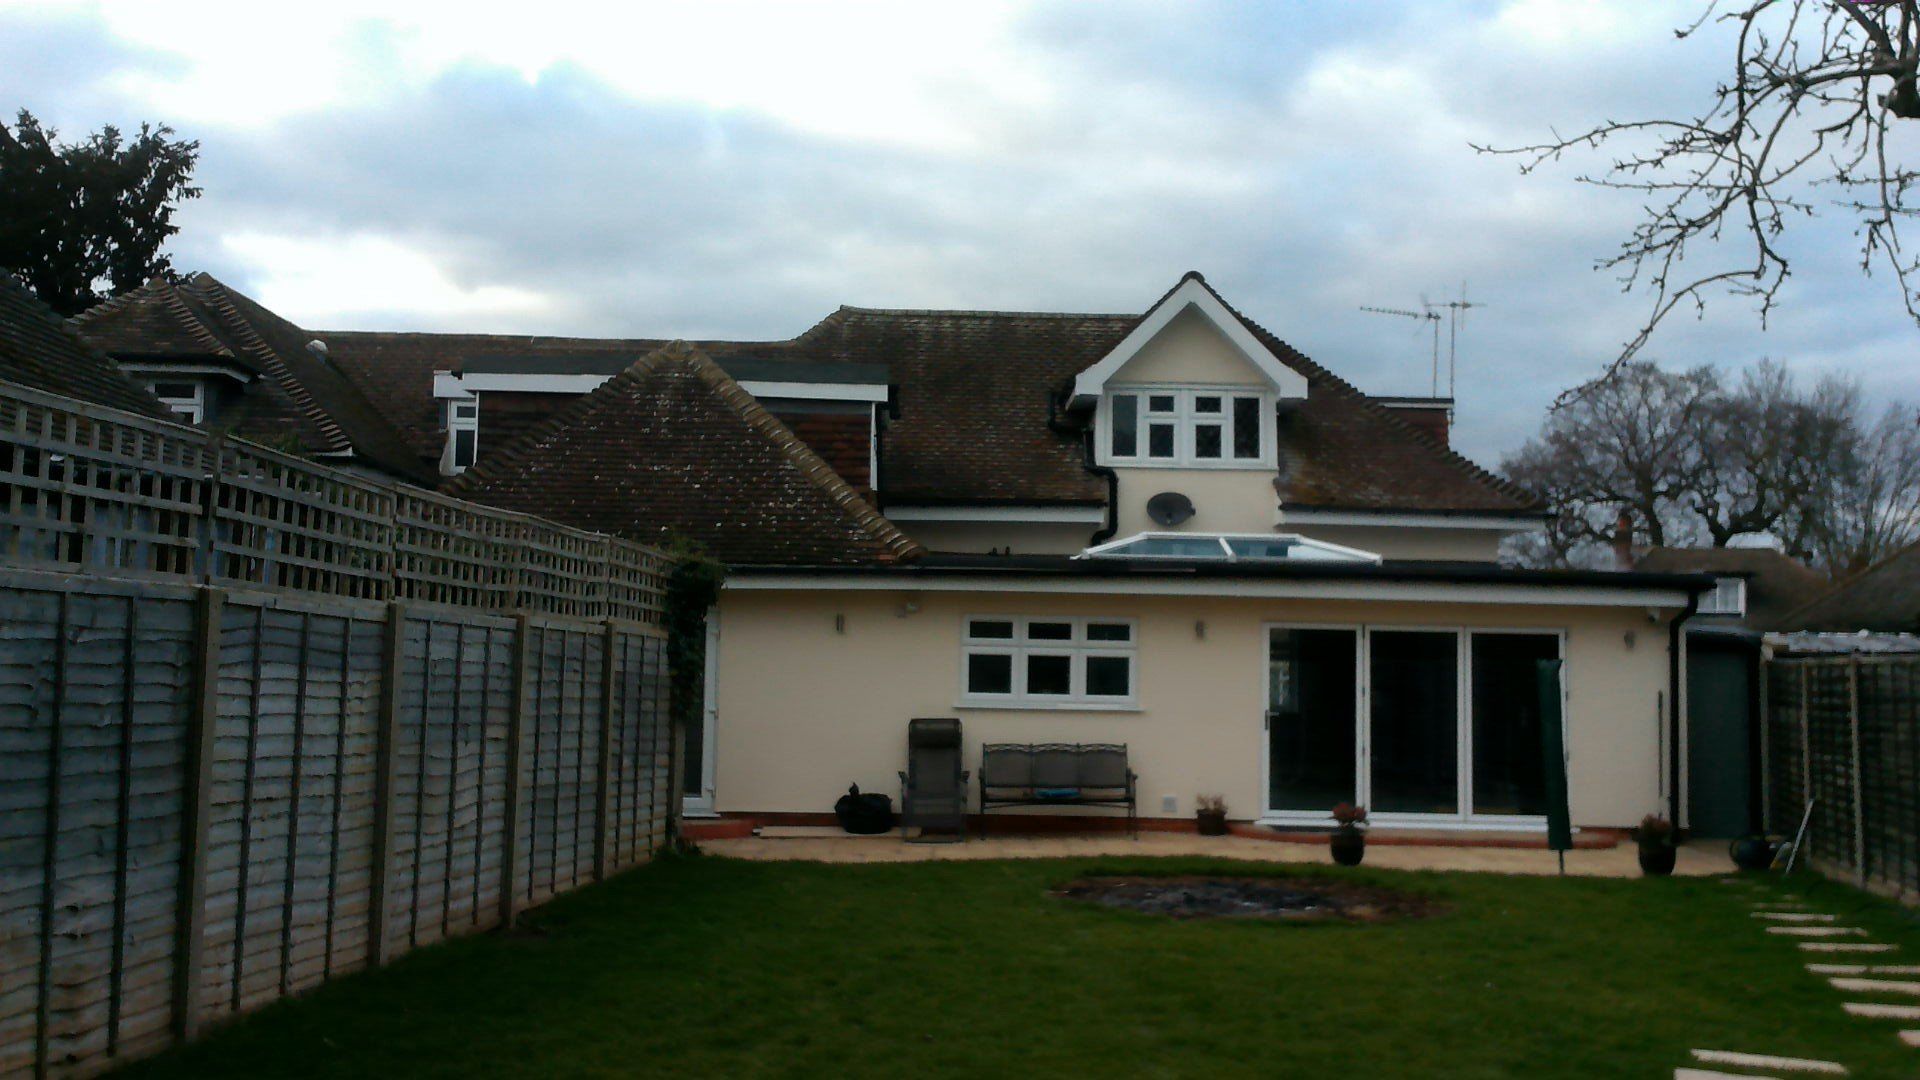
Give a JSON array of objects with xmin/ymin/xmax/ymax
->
[
  {"xmin": 69, "ymin": 274, "xmax": 437, "ymax": 484},
  {"xmin": 443, "ymin": 341, "xmax": 923, "ymax": 567},
  {"xmin": 1635, "ymin": 546, "xmax": 1830, "ymax": 629},
  {"xmin": 1766, "ymin": 631, "xmax": 1920, "ymax": 656},
  {"xmin": 322, "ymin": 273, "xmax": 1539, "ymax": 515},
  {"xmin": 0, "ymin": 276, "xmax": 168, "ymax": 417},
  {"xmin": 1775, "ymin": 540, "xmax": 1920, "ymax": 634}
]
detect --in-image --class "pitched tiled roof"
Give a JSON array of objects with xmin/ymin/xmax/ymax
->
[
  {"xmin": 1636, "ymin": 546, "xmax": 1830, "ymax": 629},
  {"xmin": 444, "ymin": 342, "xmax": 922, "ymax": 567},
  {"xmin": 1774, "ymin": 541, "xmax": 1920, "ymax": 634},
  {"xmin": 0, "ymin": 276, "xmax": 168, "ymax": 416},
  {"xmin": 70, "ymin": 274, "xmax": 437, "ymax": 484}
]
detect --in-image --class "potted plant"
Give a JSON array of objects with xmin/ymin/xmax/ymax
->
[
  {"xmin": 1633, "ymin": 814, "xmax": 1677, "ymax": 876},
  {"xmin": 1196, "ymin": 794, "xmax": 1229, "ymax": 836},
  {"xmin": 1329, "ymin": 802, "xmax": 1367, "ymax": 866}
]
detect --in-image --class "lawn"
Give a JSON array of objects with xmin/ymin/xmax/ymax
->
[{"xmin": 121, "ymin": 854, "xmax": 1920, "ymax": 1079}]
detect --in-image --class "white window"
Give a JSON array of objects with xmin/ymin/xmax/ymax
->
[
  {"xmin": 443, "ymin": 398, "xmax": 479, "ymax": 473},
  {"xmin": 149, "ymin": 379, "xmax": 205, "ymax": 425},
  {"xmin": 1102, "ymin": 386, "xmax": 1271, "ymax": 467},
  {"xmin": 1699, "ymin": 576, "xmax": 1747, "ymax": 616},
  {"xmin": 960, "ymin": 616, "xmax": 1136, "ymax": 708}
]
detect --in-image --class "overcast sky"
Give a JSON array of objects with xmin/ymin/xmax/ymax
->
[{"xmin": 4, "ymin": 0, "xmax": 1916, "ymax": 463}]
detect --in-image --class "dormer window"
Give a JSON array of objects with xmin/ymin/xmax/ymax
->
[
  {"xmin": 149, "ymin": 379, "xmax": 205, "ymax": 425},
  {"xmin": 1101, "ymin": 386, "xmax": 1272, "ymax": 467},
  {"xmin": 1699, "ymin": 576, "xmax": 1747, "ymax": 616},
  {"xmin": 443, "ymin": 397, "xmax": 479, "ymax": 474}
]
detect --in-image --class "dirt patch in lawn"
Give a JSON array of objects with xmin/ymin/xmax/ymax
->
[{"xmin": 1053, "ymin": 875, "xmax": 1442, "ymax": 922}]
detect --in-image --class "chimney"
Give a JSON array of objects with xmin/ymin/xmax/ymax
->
[
  {"xmin": 1377, "ymin": 398, "xmax": 1451, "ymax": 447},
  {"xmin": 1612, "ymin": 510, "xmax": 1634, "ymax": 570}
]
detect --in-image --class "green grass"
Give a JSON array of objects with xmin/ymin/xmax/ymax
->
[{"xmin": 121, "ymin": 855, "xmax": 1920, "ymax": 1079}]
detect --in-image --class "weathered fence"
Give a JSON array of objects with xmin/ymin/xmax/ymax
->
[
  {"xmin": 1763, "ymin": 653, "xmax": 1920, "ymax": 903},
  {"xmin": 0, "ymin": 381, "xmax": 680, "ymax": 1077}
]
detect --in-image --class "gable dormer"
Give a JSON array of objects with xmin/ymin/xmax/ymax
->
[{"xmin": 1070, "ymin": 273, "xmax": 1306, "ymax": 473}]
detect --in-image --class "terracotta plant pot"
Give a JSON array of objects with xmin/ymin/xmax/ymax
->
[
  {"xmin": 1196, "ymin": 809, "xmax": 1229, "ymax": 836},
  {"xmin": 1330, "ymin": 826, "xmax": 1366, "ymax": 867},
  {"xmin": 1638, "ymin": 845, "xmax": 1677, "ymax": 876}
]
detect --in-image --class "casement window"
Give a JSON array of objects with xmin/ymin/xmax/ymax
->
[
  {"xmin": 149, "ymin": 380, "xmax": 205, "ymax": 425},
  {"xmin": 961, "ymin": 616, "xmax": 1137, "ymax": 708},
  {"xmin": 444, "ymin": 398, "xmax": 479, "ymax": 473},
  {"xmin": 1103, "ymin": 387, "xmax": 1271, "ymax": 467},
  {"xmin": 1698, "ymin": 576, "xmax": 1747, "ymax": 616}
]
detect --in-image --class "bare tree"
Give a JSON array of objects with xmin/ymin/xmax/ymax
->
[
  {"xmin": 1502, "ymin": 362, "xmax": 1719, "ymax": 567},
  {"xmin": 1505, "ymin": 356, "xmax": 1920, "ymax": 572},
  {"xmin": 1478, "ymin": 1, "xmax": 1920, "ymax": 402}
]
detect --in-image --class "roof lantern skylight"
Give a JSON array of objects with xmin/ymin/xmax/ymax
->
[{"xmin": 1078, "ymin": 532, "xmax": 1381, "ymax": 564}]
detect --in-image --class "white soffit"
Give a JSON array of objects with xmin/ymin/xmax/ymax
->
[
  {"xmin": 434, "ymin": 370, "xmax": 887, "ymax": 403},
  {"xmin": 885, "ymin": 505, "xmax": 1107, "ymax": 524},
  {"xmin": 1069, "ymin": 277, "xmax": 1310, "ymax": 406},
  {"xmin": 724, "ymin": 573, "xmax": 1694, "ymax": 609}
]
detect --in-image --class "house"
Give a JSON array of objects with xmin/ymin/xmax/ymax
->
[
  {"xmin": 1632, "ymin": 543, "xmax": 1830, "ymax": 838},
  {"xmin": 57, "ymin": 270, "xmax": 1710, "ymax": 837},
  {"xmin": 1777, "ymin": 540, "xmax": 1920, "ymax": 635},
  {"xmin": 0, "ymin": 274, "xmax": 167, "ymax": 416},
  {"xmin": 67, "ymin": 273, "xmax": 437, "ymax": 484}
]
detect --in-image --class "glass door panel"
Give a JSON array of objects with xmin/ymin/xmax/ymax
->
[
  {"xmin": 1470, "ymin": 633, "xmax": 1560, "ymax": 816},
  {"xmin": 1266, "ymin": 628, "xmax": 1358, "ymax": 813},
  {"xmin": 1368, "ymin": 630, "xmax": 1459, "ymax": 815}
]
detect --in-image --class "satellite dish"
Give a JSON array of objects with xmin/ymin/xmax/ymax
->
[{"xmin": 1146, "ymin": 491, "xmax": 1195, "ymax": 527}]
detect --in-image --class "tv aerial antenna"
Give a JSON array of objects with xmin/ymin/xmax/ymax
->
[
  {"xmin": 1423, "ymin": 284, "xmax": 1485, "ymax": 400},
  {"xmin": 1359, "ymin": 304, "xmax": 1442, "ymax": 395}
]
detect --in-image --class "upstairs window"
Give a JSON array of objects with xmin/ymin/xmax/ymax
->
[
  {"xmin": 444, "ymin": 398, "xmax": 480, "ymax": 473},
  {"xmin": 149, "ymin": 380, "xmax": 205, "ymax": 425},
  {"xmin": 1104, "ymin": 387, "xmax": 1270, "ymax": 467},
  {"xmin": 1699, "ymin": 576, "xmax": 1747, "ymax": 616}
]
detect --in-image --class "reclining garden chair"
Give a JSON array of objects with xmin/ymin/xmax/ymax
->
[{"xmin": 899, "ymin": 717, "xmax": 968, "ymax": 843}]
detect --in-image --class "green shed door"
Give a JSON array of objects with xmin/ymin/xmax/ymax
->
[{"xmin": 1686, "ymin": 644, "xmax": 1754, "ymax": 839}]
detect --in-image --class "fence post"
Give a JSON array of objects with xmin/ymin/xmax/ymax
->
[
  {"xmin": 1799, "ymin": 666, "xmax": 1812, "ymax": 825},
  {"xmin": 593, "ymin": 620, "xmax": 617, "ymax": 881},
  {"xmin": 173, "ymin": 587, "xmax": 223, "ymax": 1041},
  {"xmin": 499, "ymin": 614, "xmax": 532, "ymax": 927},
  {"xmin": 366, "ymin": 603, "xmax": 407, "ymax": 968},
  {"xmin": 1848, "ymin": 655, "xmax": 1867, "ymax": 885}
]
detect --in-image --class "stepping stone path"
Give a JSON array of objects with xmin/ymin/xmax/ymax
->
[
  {"xmin": 1690, "ymin": 1049, "xmax": 1848, "ymax": 1074},
  {"xmin": 1693, "ymin": 874, "xmax": 1918, "ymax": 1073},
  {"xmin": 1842, "ymin": 1002, "xmax": 1920, "ymax": 1020}
]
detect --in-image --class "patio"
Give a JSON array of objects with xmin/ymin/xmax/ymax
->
[{"xmin": 704, "ymin": 828, "xmax": 1738, "ymax": 876}]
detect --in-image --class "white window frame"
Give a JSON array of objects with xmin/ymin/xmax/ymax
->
[
  {"xmin": 1698, "ymin": 577, "xmax": 1747, "ymax": 616},
  {"xmin": 443, "ymin": 396, "xmax": 480, "ymax": 474},
  {"xmin": 148, "ymin": 379, "xmax": 205, "ymax": 425},
  {"xmin": 1256, "ymin": 623, "xmax": 1567, "ymax": 830},
  {"xmin": 1097, "ymin": 384, "xmax": 1275, "ymax": 468},
  {"xmin": 959, "ymin": 615, "xmax": 1139, "ymax": 710}
]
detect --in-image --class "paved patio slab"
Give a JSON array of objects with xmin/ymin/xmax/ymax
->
[{"xmin": 701, "ymin": 831, "xmax": 1737, "ymax": 876}]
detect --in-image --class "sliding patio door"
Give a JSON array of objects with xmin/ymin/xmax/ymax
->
[
  {"xmin": 1265, "ymin": 627, "xmax": 1359, "ymax": 815},
  {"xmin": 1367, "ymin": 630, "xmax": 1460, "ymax": 815},
  {"xmin": 1469, "ymin": 632, "xmax": 1560, "ymax": 818}
]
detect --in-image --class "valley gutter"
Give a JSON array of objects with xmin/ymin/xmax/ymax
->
[{"xmin": 1049, "ymin": 390, "xmax": 1118, "ymax": 544}]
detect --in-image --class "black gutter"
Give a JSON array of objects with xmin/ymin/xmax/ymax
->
[
  {"xmin": 1047, "ymin": 390, "xmax": 1118, "ymax": 544},
  {"xmin": 1668, "ymin": 586, "xmax": 1702, "ymax": 828}
]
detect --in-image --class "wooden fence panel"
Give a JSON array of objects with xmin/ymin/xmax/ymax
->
[{"xmin": 0, "ymin": 380, "xmax": 680, "ymax": 1076}]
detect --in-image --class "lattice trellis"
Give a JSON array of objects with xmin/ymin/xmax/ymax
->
[{"xmin": 0, "ymin": 380, "xmax": 672, "ymax": 622}]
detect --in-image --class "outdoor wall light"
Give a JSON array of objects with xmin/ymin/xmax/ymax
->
[
  {"xmin": 895, "ymin": 594, "xmax": 922, "ymax": 618},
  {"xmin": 1623, "ymin": 629, "xmax": 1636, "ymax": 650},
  {"xmin": 835, "ymin": 613, "xmax": 846, "ymax": 634},
  {"xmin": 1195, "ymin": 619, "xmax": 1206, "ymax": 640}
]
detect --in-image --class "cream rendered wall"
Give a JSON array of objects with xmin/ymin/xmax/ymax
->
[
  {"xmin": 1286, "ymin": 525, "xmax": 1508, "ymax": 562},
  {"xmin": 1112, "ymin": 305, "xmax": 1268, "ymax": 385},
  {"xmin": 711, "ymin": 588, "xmax": 1674, "ymax": 829}
]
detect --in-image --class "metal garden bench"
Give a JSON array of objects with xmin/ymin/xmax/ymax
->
[{"xmin": 978, "ymin": 742, "xmax": 1138, "ymax": 837}]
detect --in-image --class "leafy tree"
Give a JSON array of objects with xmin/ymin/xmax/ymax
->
[
  {"xmin": 0, "ymin": 109, "xmax": 200, "ymax": 316},
  {"xmin": 1480, "ymin": 2, "xmax": 1920, "ymax": 400},
  {"xmin": 1503, "ymin": 358, "xmax": 1920, "ymax": 574}
]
